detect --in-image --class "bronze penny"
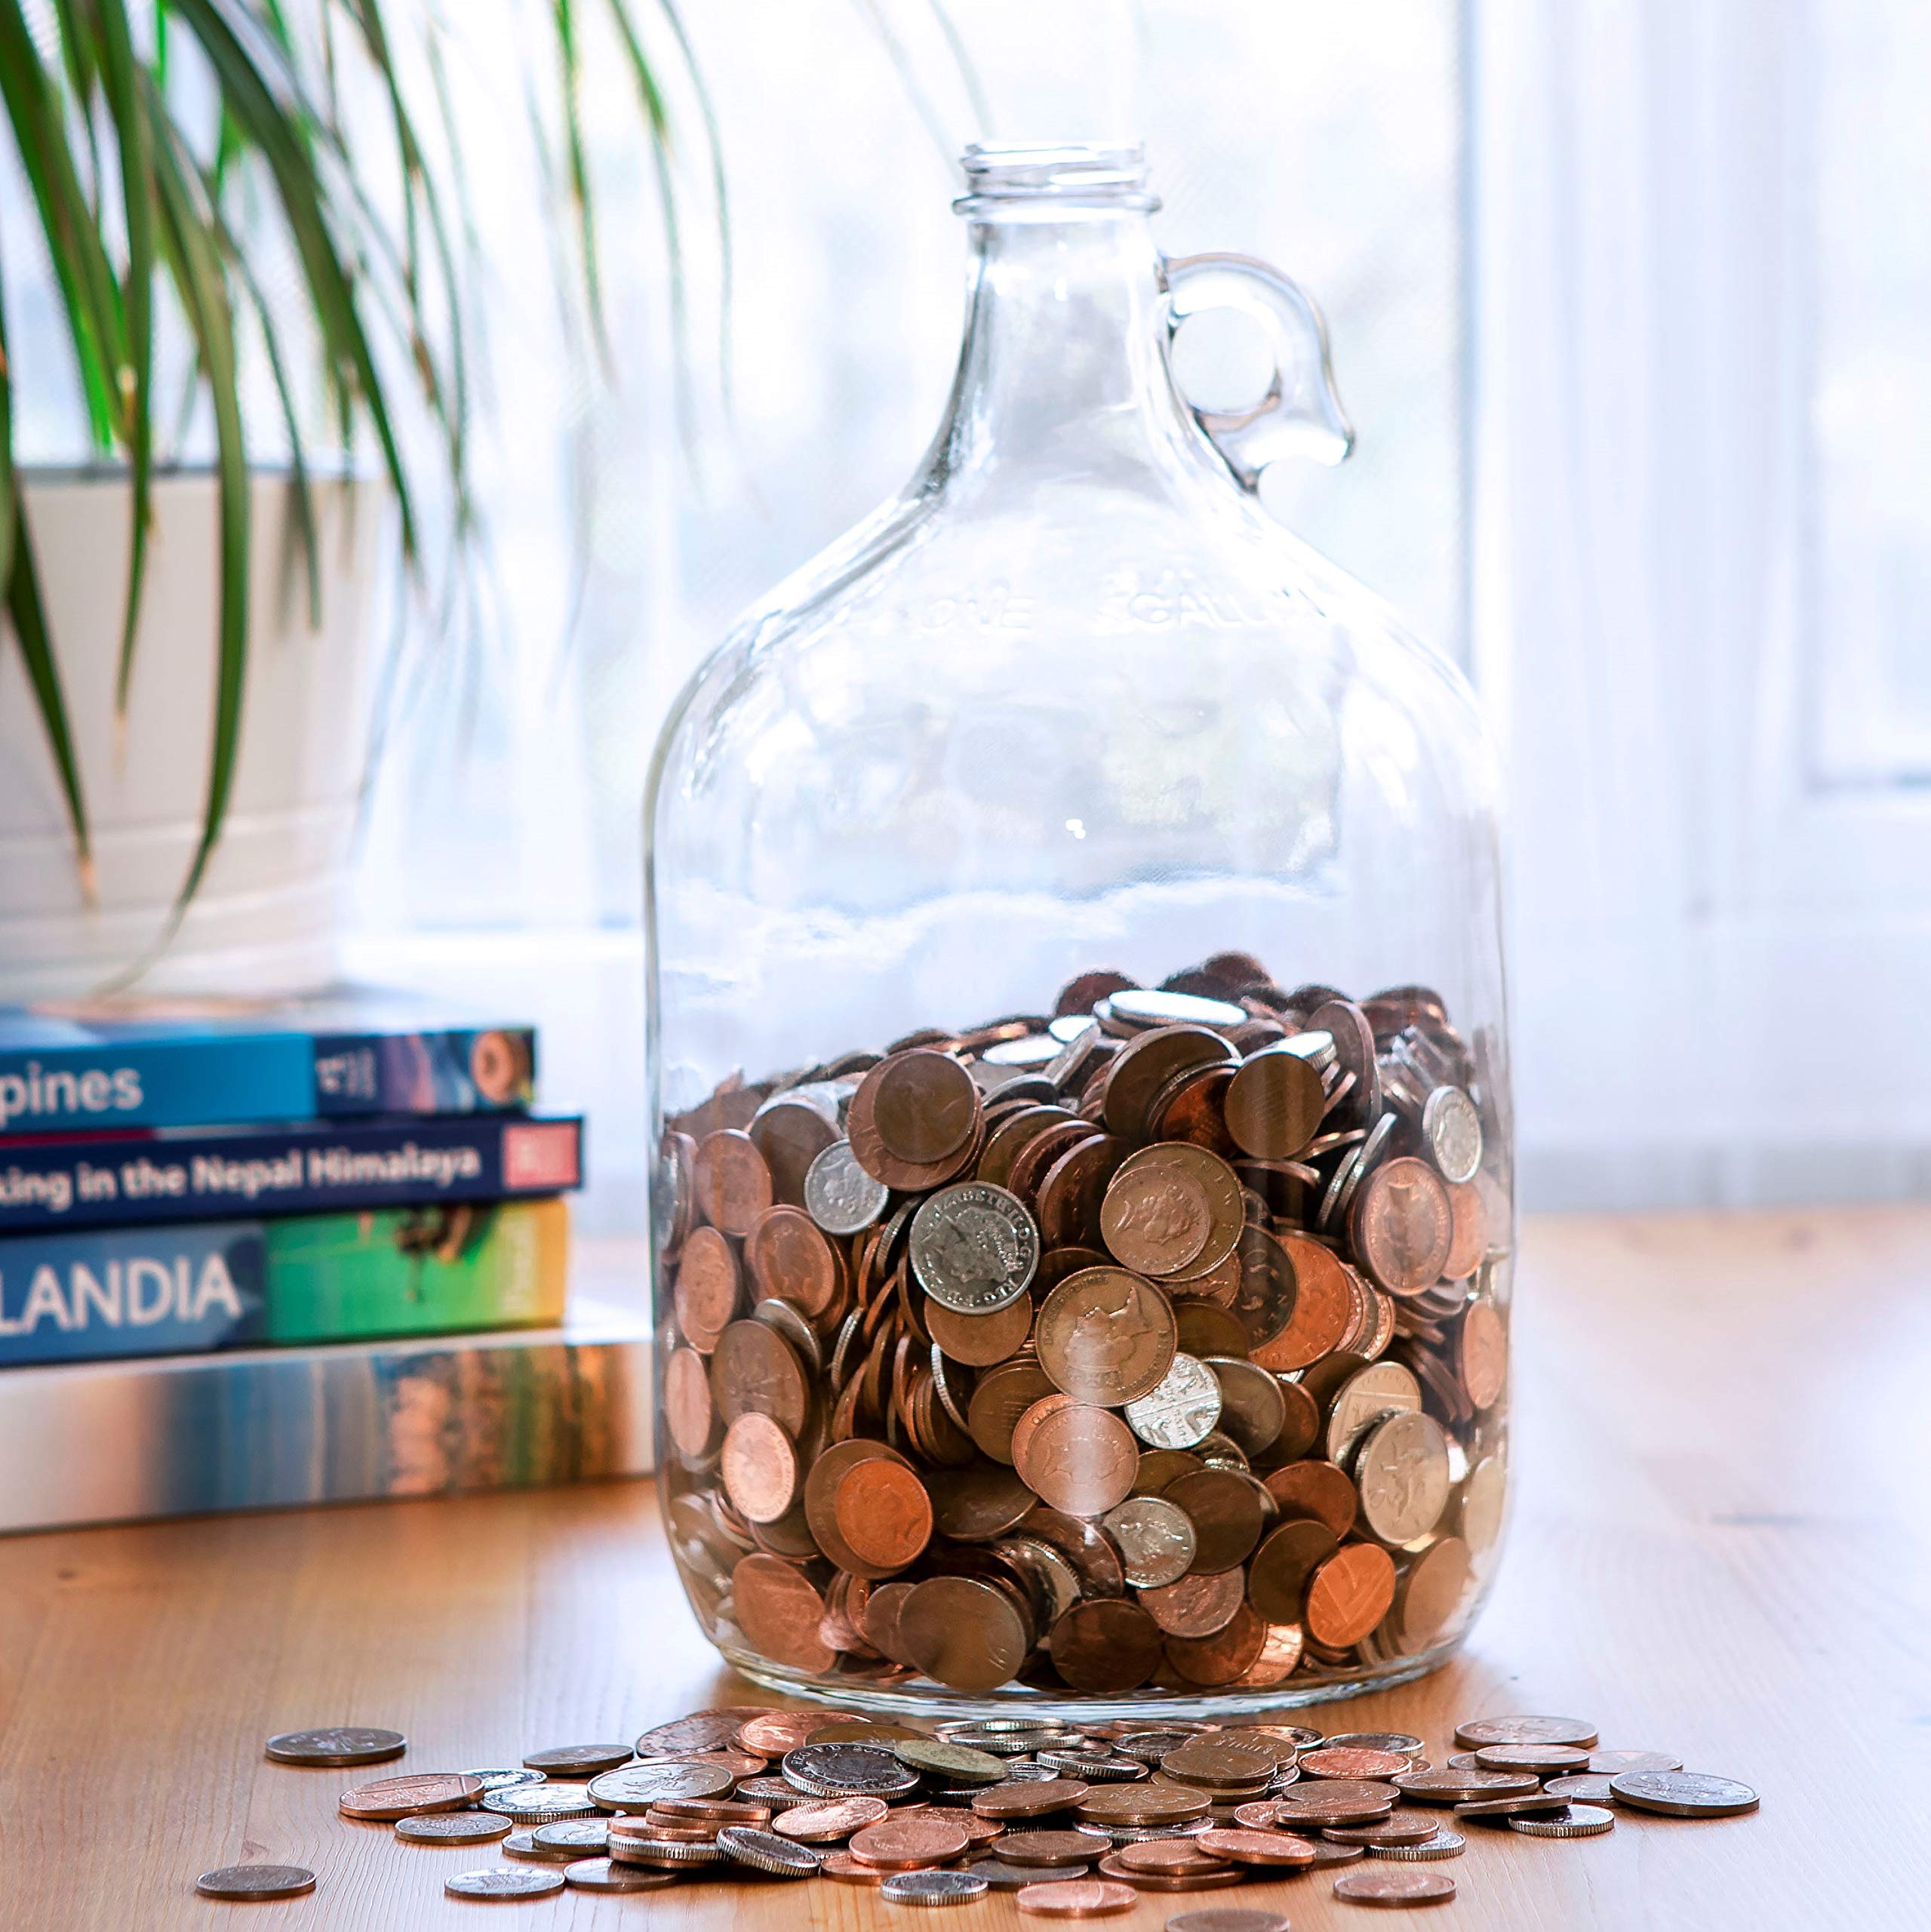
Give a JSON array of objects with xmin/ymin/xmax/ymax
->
[
  {"xmin": 1015, "ymin": 1878, "xmax": 1139, "ymax": 1916},
  {"xmin": 1203, "ymin": 1357, "xmax": 1286, "ymax": 1455},
  {"xmin": 730, "ymin": 1554, "xmax": 836, "ymax": 1673},
  {"xmin": 1057, "ymin": 969, "xmax": 1136, "ymax": 1016},
  {"xmin": 872, "ymin": 1049, "xmax": 979, "ymax": 1164},
  {"xmin": 833, "ymin": 1459, "xmax": 933, "ymax": 1572},
  {"xmin": 339, "ymin": 1773, "xmax": 483, "ymax": 1821},
  {"xmin": 927, "ymin": 1295, "xmax": 1034, "ymax": 1367},
  {"xmin": 897, "ymin": 1574, "xmax": 1032, "ymax": 1693},
  {"xmin": 849, "ymin": 1813, "xmax": 972, "ymax": 1868},
  {"xmin": 1263, "ymin": 1460, "xmax": 1359, "ymax": 1539},
  {"xmin": 1452, "ymin": 1717, "xmax": 1599, "ymax": 1751},
  {"xmin": 1306, "ymin": 999, "xmax": 1381, "ymax": 1126},
  {"xmin": 1274, "ymin": 1377, "xmax": 1321, "ymax": 1461},
  {"xmin": 1394, "ymin": 1535, "xmax": 1472, "ymax": 1653},
  {"xmin": 1238, "ymin": 1620, "xmax": 1307, "ymax": 1687},
  {"xmin": 1352, "ymin": 1157, "xmax": 1453, "ymax": 1294},
  {"xmin": 997, "ymin": 1831, "xmax": 1113, "ymax": 1869},
  {"xmin": 1098, "ymin": 1862, "xmax": 1247, "ymax": 1893},
  {"xmin": 663, "ymin": 1346, "xmax": 720, "ymax": 1460},
  {"xmin": 1452, "ymin": 1792, "xmax": 1569, "ymax": 1820},
  {"xmin": 1391, "ymin": 1769, "xmax": 1539, "ymax": 1804},
  {"xmin": 820, "ymin": 1852, "xmax": 892, "ymax": 1885},
  {"xmin": 973, "ymin": 1780, "xmax": 1093, "ymax": 1820},
  {"xmin": 804, "ymin": 1438, "xmax": 918, "ymax": 1580},
  {"xmin": 1457, "ymin": 1301, "xmax": 1507, "ymax": 1410},
  {"xmin": 1137, "ymin": 1568, "xmax": 1245, "ymax": 1638},
  {"xmin": 634, "ymin": 1709, "xmax": 775, "ymax": 1757},
  {"xmin": 709, "ymin": 1318, "xmax": 810, "ymax": 1436},
  {"xmin": 1162, "ymin": 1467, "xmax": 1265, "ymax": 1573},
  {"xmin": 927, "ymin": 1463, "xmax": 1038, "ymax": 1541},
  {"xmin": 1165, "ymin": 1601, "xmax": 1268, "ymax": 1686},
  {"xmin": 1223, "ymin": 1047, "xmax": 1326, "ymax": 1160},
  {"xmin": 1173, "ymin": 1300, "xmax": 1250, "ymax": 1360},
  {"xmin": 1147, "ymin": 1145, "xmax": 1247, "ymax": 1276},
  {"xmin": 1159, "ymin": 1737, "xmax": 1278, "ymax": 1789},
  {"xmin": 747, "ymin": 1205, "xmax": 840, "ymax": 1316},
  {"xmin": 1301, "ymin": 1747, "xmax": 1413, "ymax": 1783},
  {"xmin": 1014, "ymin": 1402, "xmax": 1139, "ymax": 1517},
  {"xmin": 1108, "ymin": 1841, "xmax": 1232, "ymax": 1875},
  {"xmin": 1077, "ymin": 1785, "xmax": 1211, "ymax": 1825},
  {"xmin": 1100, "ymin": 1158, "xmax": 1213, "ymax": 1276},
  {"xmin": 749, "ymin": 1094, "xmax": 841, "ymax": 1207},
  {"xmin": 1193, "ymin": 1829, "xmax": 1316, "ymax": 1868},
  {"xmin": 1441, "ymin": 1180, "xmax": 1487, "ymax": 1280},
  {"xmin": 1048, "ymin": 1599, "xmax": 1165, "ymax": 1694},
  {"xmin": 1246, "ymin": 1519, "xmax": 1338, "ymax": 1622},
  {"xmin": 1333, "ymin": 1869, "xmax": 1456, "ymax": 1906},
  {"xmin": 979, "ymin": 1106, "xmax": 1087, "ymax": 1189},
  {"xmin": 968, "ymin": 1360, "xmax": 1058, "ymax": 1463},
  {"xmin": 651, "ymin": 1796, "xmax": 770, "ymax": 1823},
  {"xmin": 1102, "ymin": 1026, "xmax": 1236, "ymax": 1140},
  {"xmin": 1037, "ymin": 1267, "xmax": 1178, "ymax": 1404},
  {"xmin": 1038, "ymin": 1134, "xmax": 1133, "ymax": 1249},
  {"xmin": 693, "ymin": 1128, "xmax": 774, "ymax": 1237},
  {"xmin": 1304, "ymin": 1543, "xmax": 1396, "ymax": 1649},
  {"xmin": 1146, "ymin": 1063, "xmax": 1240, "ymax": 1155},
  {"xmin": 1324, "ymin": 1816, "xmax": 1442, "ymax": 1847},
  {"xmin": 1252, "ymin": 1235, "xmax": 1352, "ymax": 1369},
  {"xmin": 674, "ymin": 1226, "xmax": 739, "ymax": 1352},
  {"xmin": 1010, "ymin": 1394, "xmax": 1080, "ymax": 1475},
  {"xmin": 719, "ymin": 1412, "xmax": 798, "ymax": 1523}
]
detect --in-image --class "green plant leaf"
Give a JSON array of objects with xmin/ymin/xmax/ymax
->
[{"xmin": 553, "ymin": 0, "xmax": 613, "ymax": 374}]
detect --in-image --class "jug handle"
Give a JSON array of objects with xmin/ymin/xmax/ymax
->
[{"xmin": 1164, "ymin": 253, "xmax": 1355, "ymax": 487}]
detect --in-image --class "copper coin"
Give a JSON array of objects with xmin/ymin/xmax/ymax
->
[
  {"xmin": 1076, "ymin": 1785, "xmax": 1211, "ymax": 1825},
  {"xmin": 928, "ymin": 1295, "xmax": 1035, "ymax": 1367},
  {"xmin": 1102, "ymin": 1027, "xmax": 1235, "ymax": 1140},
  {"xmin": 635, "ymin": 1709, "xmax": 775, "ymax": 1757},
  {"xmin": 1100, "ymin": 1158, "xmax": 1213, "ymax": 1276},
  {"xmin": 693, "ymin": 1129, "xmax": 774, "ymax": 1236},
  {"xmin": 835, "ymin": 1459, "xmax": 933, "ymax": 1571},
  {"xmin": 1457, "ymin": 1301, "xmax": 1508, "ymax": 1410},
  {"xmin": 1332, "ymin": 1868, "xmax": 1456, "ymax": 1906},
  {"xmin": 1038, "ymin": 1134, "xmax": 1134, "ymax": 1249},
  {"xmin": 1452, "ymin": 1792, "xmax": 1569, "ymax": 1821},
  {"xmin": 821, "ymin": 1851, "xmax": 892, "ymax": 1884},
  {"xmin": 997, "ymin": 1831, "xmax": 1113, "ymax": 1868},
  {"xmin": 1352, "ymin": 1158, "xmax": 1453, "ymax": 1294},
  {"xmin": 747, "ymin": 1205, "xmax": 840, "ymax": 1316},
  {"xmin": 1049, "ymin": 1599, "xmax": 1165, "ymax": 1694},
  {"xmin": 1247, "ymin": 1518, "xmax": 1339, "ymax": 1622},
  {"xmin": 195, "ymin": 1866, "xmax": 317, "ymax": 1901},
  {"xmin": 339, "ymin": 1773, "xmax": 482, "ymax": 1821},
  {"xmin": 1304, "ymin": 1543, "xmax": 1396, "ymax": 1648},
  {"xmin": 969, "ymin": 1361, "xmax": 1059, "ymax": 1463},
  {"xmin": 1015, "ymin": 1878, "xmax": 1140, "ymax": 1916},
  {"xmin": 651, "ymin": 1796, "xmax": 770, "ymax": 1823},
  {"xmin": 1324, "ymin": 1816, "xmax": 1441, "ymax": 1847},
  {"xmin": 1165, "ymin": 1601, "xmax": 1268, "ymax": 1687},
  {"xmin": 1193, "ymin": 1829, "xmax": 1316, "ymax": 1868},
  {"xmin": 523, "ymin": 1746, "xmax": 635, "ymax": 1778},
  {"xmin": 1162, "ymin": 1467, "xmax": 1265, "ymax": 1573},
  {"xmin": 849, "ymin": 1812, "xmax": 972, "ymax": 1867},
  {"xmin": 1037, "ymin": 1268, "xmax": 1179, "ymax": 1405},
  {"xmin": 1253, "ymin": 1235, "xmax": 1352, "ymax": 1369},
  {"xmin": 1108, "ymin": 1841, "xmax": 1232, "ymax": 1875},
  {"xmin": 1393, "ymin": 1535, "xmax": 1473, "ymax": 1653},
  {"xmin": 927, "ymin": 1464, "xmax": 1038, "ymax": 1542},
  {"xmin": 1158, "ymin": 1737, "xmax": 1279, "ymax": 1789},
  {"xmin": 710, "ymin": 1319, "xmax": 810, "ymax": 1435},
  {"xmin": 1452, "ymin": 1717, "xmax": 1599, "ymax": 1751},
  {"xmin": 720, "ymin": 1411, "xmax": 798, "ymax": 1523},
  {"xmin": 1441, "ymin": 1180, "xmax": 1487, "ymax": 1281},
  {"xmin": 1224, "ymin": 1048, "xmax": 1325, "ymax": 1160},
  {"xmin": 1137, "ymin": 1569, "xmax": 1245, "ymax": 1639},
  {"xmin": 1300, "ymin": 1746, "xmax": 1413, "ymax": 1783},
  {"xmin": 1100, "ymin": 1862, "xmax": 1247, "ymax": 1893},
  {"xmin": 897, "ymin": 1575, "xmax": 1032, "ymax": 1694},
  {"xmin": 1014, "ymin": 1402, "xmax": 1140, "ymax": 1517},
  {"xmin": 1262, "ymin": 1460, "xmax": 1358, "ymax": 1539},
  {"xmin": 866, "ymin": 1048, "xmax": 979, "ymax": 1164},
  {"xmin": 730, "ymin": 1554, "xmax": 837, "ymax": 1672},
  {"xmin": 1391, "ymin": 1769, "xmax": 1539, "ymax": 1804},
  {"xmin": 736, "ymin": 1711, "xmax": 845, "ymax": 1756},
  {"xmin": 674, "ymin": 1226, "xmax": 739, "ymax": 1351}
]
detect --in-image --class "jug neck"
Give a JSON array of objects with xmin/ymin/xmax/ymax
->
[{"xmin": 932, "ymin": 146, "xmax": 1196, "ymax": 490}]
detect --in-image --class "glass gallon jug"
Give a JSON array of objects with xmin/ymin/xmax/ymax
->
[{"xmin": 646, "ymin": 144, "xmax": 1511, "ymax": 1715}]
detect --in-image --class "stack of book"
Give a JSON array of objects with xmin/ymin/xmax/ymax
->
[{"xmin": 0, "ymin": 992, "xmax": 649, "ymax": 1532}]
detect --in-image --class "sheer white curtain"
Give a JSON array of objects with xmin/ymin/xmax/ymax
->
[{"xmin": 1476, "ymin": 0, "xmax": 1931, "ymax": 1207}]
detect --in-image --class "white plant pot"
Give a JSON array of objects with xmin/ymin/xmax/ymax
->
[{"xmin": 0, "ymin": 468, "xmax": 382, "ymax": 1001}]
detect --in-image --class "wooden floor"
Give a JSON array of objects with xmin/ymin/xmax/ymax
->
[{"xmin": 2, "ymin": 1208, "xmax": 1926, "ymax": 1930}]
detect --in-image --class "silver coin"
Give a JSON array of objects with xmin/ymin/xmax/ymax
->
[
  {"xmin": 608, "ymin": 1837, "xmax": 726, "ymax": 1866},
  {"xmin": 1543, "ymin": 1775, "xmax": 1617, "ymax": 1804},
  {"xmin": 1167, "ymin": 1914, "xmax": 1290, "ymax": 1932},
  {"xmin": 1511, "ymin": 1804, "xmax": 1616, "ymax": 1838},
  {"xmin": 963, "ymin": 1857, "xmax": 1084, "ymax": 1891},
  {"xmin": 881, "ymin": 1869, "xmax": 991, "ymax": 1906},
  {"xmin": 1098, "ymin": 1496, "xmax": 1198, "ymax": 1586},
  {"xmin": 716, "ymin": 1826, "xmax": 819, "ymax": 1876},
  {"xmin": 463, "ymin": 1767, "xmax": 546, "ymax": 1793},
  {"xmin": 909, "ymin": 1183, "xmax": 1040, "ymax": 1314},
  {"xmin": 783, "ymin": 1741, "xmax": 922, "ymax": 1798},
  {"xmin": 522, "ymin": 1745, "xmax": 634, "ymax": 1777},
  {"xmin": 265, "ymin": 1727, "xmax": 404, "ymax": 1767},
  {"xmin": 983, "ymin": 1033, "xmax": 1062, "ymax": 1067},
  {"xmin": 1124, "ymin": 1353, "xmax": 1222, "ymax": 1450},
  {"xmin": 1587, "ymin": 1750, "xmax": 1682, "ymax": 1776},
  {"xmin": 1324, "ymin": 1359, "xmax": 1422, "ymax": 1463},
  {"xmin": 564, "ymin": 1856, "xmax": 676, "ymax": 1891},
  {"xmin": 1370, "ymin": 1828, "xmax": 1465, "ymax": 1860},
  {"xmin": 1323, "ymin": 1733, "xmax": 1425, "ymax": 1758},
  {"xmin": 1354, "ymin": 1409, "xmax": 1453, "ymax": 1546},
  {"xmin": 195, "ymin": 1865, "xmax": 316, "ymax": 1901},
  {"xmin": 1227, "ymin": 1723, "xmax": 1323, "ymax": 1752},
  {"xmin": 444, "ymin": 1866, "xmax": 566, "ymax": 1898},
  {"xmin": 1422, "ymin": 1085, "xmax": 1483, "ymax": 1183},
  {"xmin": 586, "ymin": 1761, "xmax": 735, "ymax": 1810},
  {"xmin": 532, "ymin": 1820, "xmax": 611, "ymax": 1851},
  {"xmin": 1608, "ymin": 1771, "xmax": 1758, "ymax": 1818},
  {"xmin": 501, "ymin": 1831, "xmax": 577, "ymax": 1863},
  {"xmin": 396, "ymin": 1812, "xmax": 512, "ymax": 1844},
  {"xmin": 804, "ymin": 1139, "xmax": 890, "ymax": 1236},
  {"xmin": 481, "ymin": 1782, "xmax": 598, "ymax": 1821},
  {"xmin": 1102, "ymin": 989, "xmax": 1247, "ymax": 1031}
]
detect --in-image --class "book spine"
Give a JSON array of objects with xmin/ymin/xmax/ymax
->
[
  {"xmin": 0, "ymin": 1117, "xmax": 583, "ymax": 1234},
  {"xmin": 0, "ymin": 1198, "xmax": 569, "ymax": 1367},
  {"xmin": 0, "ymin": 1024, "xmax": 537, "ymax": 1134}
]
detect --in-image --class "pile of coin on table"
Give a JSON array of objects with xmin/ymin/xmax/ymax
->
[
  {"xmin": 658, "ymin": 954, "xmax": 1511, "ymax": 1698},
  {"xmin": 199, "ymin": 1706, "xmax": 1760, "ymax": 1907}
]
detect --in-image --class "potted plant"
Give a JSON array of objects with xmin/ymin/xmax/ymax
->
[{"xmin": 0, "ymin": 1, "xmax": 718, "ymax": 999}]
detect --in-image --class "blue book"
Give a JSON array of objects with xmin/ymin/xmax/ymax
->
[
  {"xmin": 0, "ymin": 1115, "xmax": 583, "ymax": 1234},
  {"xmin": 0, "ymin": 986, "xmax": 537, "ymax": 1135}
]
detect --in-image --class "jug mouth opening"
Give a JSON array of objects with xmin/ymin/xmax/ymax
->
[{"xmin": 955, "ymin": 142, "xmax": 1160, "ymax": 219}]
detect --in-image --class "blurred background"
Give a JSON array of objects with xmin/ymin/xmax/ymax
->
[{"xmin": 6, "ymin": 0, "xmax": 1929, "ymax": 1233}]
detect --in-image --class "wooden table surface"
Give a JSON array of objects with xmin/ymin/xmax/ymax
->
[{"xmin": 3, "ymin": 1208, "xmax": 1926, "ymax": 1931}]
